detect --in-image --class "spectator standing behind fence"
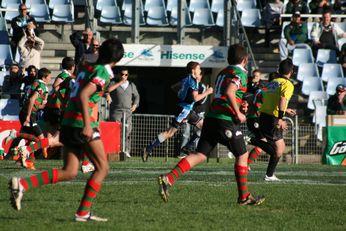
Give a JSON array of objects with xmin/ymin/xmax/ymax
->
[
  {"xmin": 2, "ymin": 63, "xmax": 24, "ymax": 99},
  {"xmin": 327, "ymin": 84, "xmax": 346, "ymax": 115},
  {"xmin": 279, "ymin": 12, "xmax": 309, "ymax": 60},
  {"xmin": 70, "ymin": 28, "xmax": 93, "ymax": 66},
  {"xmin": 285, "ymin": 0, "xmax": 309, "ymax": 14},
  {"xmin": 10, "ymin": 4, "xmax": 37, "ymax": 58},
  {"xmin": 80, "ymin": 38, "xmax": 100, "ymax": 66},
  {"xmin": 18, "ymin": 31, "xmax": 44, "ymax": 70},
  {"xmin": 108, "ymin": 67, "xmax": 140, "ymax": 158},
  {"xmin": 311, "ymin": 8, "xmax": 346, "ymax": 57}
]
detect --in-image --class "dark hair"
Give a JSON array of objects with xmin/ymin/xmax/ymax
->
[
  {"xmin": 61, "ymin": 57, "xmax": 75, "ymax": 70},
  {"xmin": 186, "ymin": 61, "xmax": 200, "ymax": 74},
  {"xmin": 322, "ymin": 6, "xmax": 332, "ymax": 15},
  {"xmin": 278, "ymin": 58, "xmax": 293, "ymax": 76},
  {"xmin": 18, "ymin": 3, "xmax": 26, "ymax": 10},
  {"xmin": 119, "ymin": 66, "xmax": 129, "ymax": 73},
  {"xmin": 268, "ymin": 72, "xmax": 279, "ymax": 81},
  {"xmin": 38, "ymin": 68, "xmax": 51, "ymax": 79},
  {"xmin": 227, "ymin": 44, "xmax": 248, "ymax": 65},
  {"xmin": 97, "ymin": 38, "xmax": 124, "ymax": 65}
]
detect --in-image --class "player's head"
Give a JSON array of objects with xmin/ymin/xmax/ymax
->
[
  {"xmin": 97, "ymin": 38, "xmax": 124, "ymax": 66},
  {"xmin": 278, "ymin": 58, "xmax": 294, "ymax": 77},
  {"xmin": 61, "ymin": 57, "xmax": 75, "ymax": 71},
  {"xmin": 227, "ymin": 44, "xmax": 248, "ymax": 66},
  {"xmin": 186, "ymin": 61, "xmax": 202, "ymax": 81},
  {"xmin": 38, "ymin": 67, "xmax": 52, "ymax": 83}
]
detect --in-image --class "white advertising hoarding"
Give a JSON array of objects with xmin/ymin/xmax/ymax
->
[{"xmin": 117, "ymin": 44, "xmax": 228, "ymax": 68}]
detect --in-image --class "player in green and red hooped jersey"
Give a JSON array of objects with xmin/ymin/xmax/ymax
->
[
  {"xmin": 9, "ymin": 38, "xmax": 124, "ymax": 222},
  {"xmin": 158, "ymin": 44, "xmax": 265, "ymax": 206}
]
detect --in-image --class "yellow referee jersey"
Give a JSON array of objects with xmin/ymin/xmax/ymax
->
[{"xmin": 260, "ymin": 77, "xmax": 294, "ymax": 117}]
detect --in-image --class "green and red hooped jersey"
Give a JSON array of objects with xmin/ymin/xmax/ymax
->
[
  {"xmin": 207, "ymin": 65, "xmax": 248, "ymax": 122},
  {"xmin": 247, "ymin": 87, "xmax": 267, "ymax": 119},
  {"xmin": 46, "ymin": 70, "xmax": 72, "ymax": 110},
  {"xmin": 61, "ymin": 63, "xmax": 113, "ymax": 128},
  {"xmin": 59, "ymin": 74, "xmax": 76, "ymax": 110},
  {"xmin": 22, "ymin": 79, "xmax": 48, "ymax": 114}
]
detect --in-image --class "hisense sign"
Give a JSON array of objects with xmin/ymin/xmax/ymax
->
[{"xmin": 119, "ymin": 44, "xmax": 228, "ymax": 68}]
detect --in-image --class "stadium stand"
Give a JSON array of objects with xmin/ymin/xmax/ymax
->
[
  {"xmin": 100, "ymin": 5, "xmax": 122, "ymax": 25},
  {"xmin": 326, "ymin": 78, "xmax": 346, "ymax": 95},
  {"xmin": 307, "ymin": 90, "xmax": 328, "ymax": 110},
  {"xmin": 315, "ymin": 49, "xmax": 337, "ymax": 67},
  {"xmin": 297, "ymin": 63, "xmax": 319, "ymax": 82},
  {"xmin": 301, "ymin": 76, "xmax": 323, "ymax": 95},
  {"xmin": 51, "ymin": 3, "xmax": 74, "ymax": 23},
  {"xmin": 169, "ymin": 5, "xmax": 192, "ymax": 26},
  {"xmin": 240, "ymin": 8, "xmax": 261, "ymax": 27},
  {"xmin": 146, "ymin": 6, "xmax": 169, "ymax": 26},
  {"xmin": 29, "ymin": 3, "xmax": 50, "ymax": 22},
  {"xmin": 292, "ymin": 47, "xmax": 314, "ymax": 66},
  {"xmin": 192, "ymin": 8, "xmax": 214, "ymax": 26},
  {"xmin": 321, "ymin": 63, "xmax": 344, "ymax": 82},
  {"xmin": 96, "ymin": 0, "xmax": 117, "ymax": 11},
  {"xmin": 188, "ymin": 0, "xmax": 210, "ymax": 12}
]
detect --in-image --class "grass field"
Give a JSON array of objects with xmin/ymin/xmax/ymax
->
[{"xmin": 0, "ymin": 159, "xmax": 345, "ymax": 231}]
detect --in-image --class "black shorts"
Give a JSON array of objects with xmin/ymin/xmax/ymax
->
[
  {"xmin": 196, "ymin": 117, "xmax": 247, "ymax": 157},
  {"xmin": 43, "ymin": 107, "xmax": 62, "ymax": 126},
  {"xmin": 258, "ymin": 113, "xmax": 283, "ymax": 141},
  {"xmin": 246, "ymin": 117, "xmax": 264, "ymax": 140},
  {"xmin": 60, "ymin": 126, "xmax": 101, "ymax": 150},
  {"xmin": 19, "ymin": 110, "xmax": 43, "ymax": 137},
  {"xmin": 171, "ymin": 108, "xmax": 202, "ymax": 129}
]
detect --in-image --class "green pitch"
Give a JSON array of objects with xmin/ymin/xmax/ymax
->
[{"xmin": 0, "ymin": 159, "xmax": 345, "ymax": 230}]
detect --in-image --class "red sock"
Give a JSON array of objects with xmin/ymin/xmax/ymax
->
[
  {"xmin": 248, "ymin": 147, "xmax": 262, "ymax": 165},
  {"xmin": 26, "ymin": 138, "xmax": 49, "ymax": 154},
  {"xmin": 18, "ymin": 133, "xmax": 40, "ymax": 142},
  {"xmin": 234, "ymin": 164, "xmax": 250, "ymax": 201},
  {"xmin": 167, "ymin": 158, "xmax": 191, "ymax": 185},
  {"xmin": 76, "ymin": 179, "xmax": 101, "ymax": 216},
  {"xmin": 20, "ymin": 168, "xmax": 59, "ymax": 191}
]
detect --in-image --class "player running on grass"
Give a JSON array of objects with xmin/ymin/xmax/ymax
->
[
  {"xmin": 9, "ymin": 38, "xmax": 124, "ymax": 222},
  {"xmin": 142, "ymin": 61, "xmax": 213, "ymax": 161},
  {"xmin": 158, "ymin": 44, "xmax": 265, "ymax": 206}
]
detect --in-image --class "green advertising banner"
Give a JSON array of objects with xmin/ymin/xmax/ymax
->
[{"xmin": 323, "ymin": 126, "xmax": 346, "ymax": 165}]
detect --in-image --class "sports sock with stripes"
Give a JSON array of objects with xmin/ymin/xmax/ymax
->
[
  {"xmin": 19, "ymin": 168, "xmax": 59, "ymax": 191},
  {"xmin": 26, "ymin": 138, "xmax": 49, "ymax": 154},
  {"xmin": 234, "ymin": 164, "xmax": 250, "ymax": 201},
  {"xmin": 248, "ymin": 147, "xmax": 262, "ymax": 165},
  {"xmin": 18, "ymin": 133, "xmax": 40, "ymax": 142},
  {"xmin": 166, "ymin": 158, "xmax": 191, "ymax": 185},
  {"xmin": 76, "ymin": 179, "xmax": 101, "ymax": 216}
]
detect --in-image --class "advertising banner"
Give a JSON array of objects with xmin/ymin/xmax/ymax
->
[
  {"xmin": 118, "ymin": 44, "xmax": 228, "ymax": 68},
  {"xmin": 322, "ymin": 126, "xmax": 346, "ymax": 165},
  {"xmin": 0, "ymin": 121, "xmax": 120, "ymax": 155}
]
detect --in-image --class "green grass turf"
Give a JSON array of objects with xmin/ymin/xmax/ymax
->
[{"xmin": 0, "ymin": 159, "xmax": 345, "ymax": 231}]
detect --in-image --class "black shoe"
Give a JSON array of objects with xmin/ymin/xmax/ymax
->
[
  {"xmin": 142, "ymin": 147, "xmax": 151, "ymax": 162},
  {"xmin": 238, "ymin": 194, "xmax": 265, "ymax": 206}
]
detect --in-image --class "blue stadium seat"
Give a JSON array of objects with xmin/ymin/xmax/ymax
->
[
  {"xmin": 240, "ymin": 8, "xmax": 261, "ymax": 27},
  {"xmin": 4, "ymin": 3, "xmax": 20, "ymax": 21},
  {"xmin": 314, "ymin": 105, "xmax": 326, "ymax": 141},
  {"xmin": 189, "ymin": 0, "xmax": 210, "ymax": 12},
  {"xmin": 122, "ymin": 0, "xmax": 144, "ymax": 11},
  {"xmin": 0, "ymin": 44, "xmax": 13, "ymax": 66},
  {"xmin": 308, "ymin": 91, "xmax": 328, "ymax": 110},
  {"xmin": 123, "ymin": 6, "xmax": 146, "ymax": 26},
  {"xmin": 292, "ymin": 48, "xmax": 314, "ymax": 66},
  {"xmin": 166, "ymin": 0, "xmax": 177, "ymax": 11},
  {"xmin": 326, "ymin": 77, "xmax": 346, "ymax": 95},
  {"xmin": 26, "ymin": 0, "xmax": 45, "ymax": 8},
  {"xmin": 0, "ymin": 99, "xmax": 20, "ymax": 120},
  {"xmin": 211, "ymin": 0, "xmax": 224, "ymax": 13},
  {"xmin": 297, "ymin": 63, "xmax": 319, "ymax": 82},
  {"xmin": 144, "ymin": 0, "xmax": 165, "ymax": 11},
  {"xmin": 1, "ymin": 0, "xmax": 21, "ymax": 8},
  {"xmin": 301, "ymin": 76, "xmax": 323, "ymax": 95},
  {"xmin": 192, "ymin": 8, "xmax": 215, "ymax": 26},
  {"xmin": 321, "ymin": 63, "xmax": 344, "ymax": 82},
  {"xmin": 0, "ymin": 31, "xmax": 10, "ymax": 44},
  {"xmin": 338, "ymin": 38, "xmax": 346, "ymax": 51},
  {"xmin": 29, "ymin": 3, "xmax": 50, "ymax": 22},
  {"xmin": 49, "ymin": 0, "xmax": 71, "ymax": 9},
  {"xmin": 237, "ymin": 0, "xmax": 257, "ymax": 12},
  {"xmin": 146, "ymin": 6, "xmax": 169, "ymax": 26},
  {"xmin": 316, "ymin": 49, "xmax": 337, "ymax": 67},
  {"xmin": 215, "ymin": 9, "xmax": 224, "ymax": 27},
  {"xmin": 51, "ymin": 4, "xmax": 74, "ymax": 23},
  {"xmin": 335, "ymin": 22, "xmax": 346, "ymax": 33},
  {"xmin": 169, "ymin": 5, "xmax": 192, "ymax": 26},
  {"xmin": 96, "ymin": 0, "xmax": 117, "ymax": 11},
  {"xmin": 100, "ymin": 5, "xmax": 122, "ymax": 24}
]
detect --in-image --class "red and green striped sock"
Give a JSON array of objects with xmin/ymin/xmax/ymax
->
[
  {"xmin": 26, "ymin": 138, "xmax": 49, "ymax": 154},
  {"xmin": 76, "ymin": 179, "xmax": 101, "ymax": 216},
  {"xmin": 234, "ymin": 164, "xmax": 250, "ymax": 201},
  {"xmin": 18, "ymin": 133, "xmax": 40, "ymax": 142},
  {"xmin": 82, "ymin": 153, "xmax": 90, "ymax": 166},
  {"xmin": 167, "ymin": 158, "xmax": 191, "ymax": 185},
  {"xmin": 248, "ymin": 147, "xmax": 262, "ymax": 165},
  {"xmin": 19, "ymin": 168, "xmax": 59, "ymax": 191}
]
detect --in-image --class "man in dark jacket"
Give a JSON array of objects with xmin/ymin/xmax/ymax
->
[{"xmin": 69, "ymin": 28, "xmax": 93, "ymax": 66}]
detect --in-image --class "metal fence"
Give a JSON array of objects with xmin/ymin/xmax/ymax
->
[{"xmin": 120, "ymin": 113, "xmax": 324, "ymax": 163}]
